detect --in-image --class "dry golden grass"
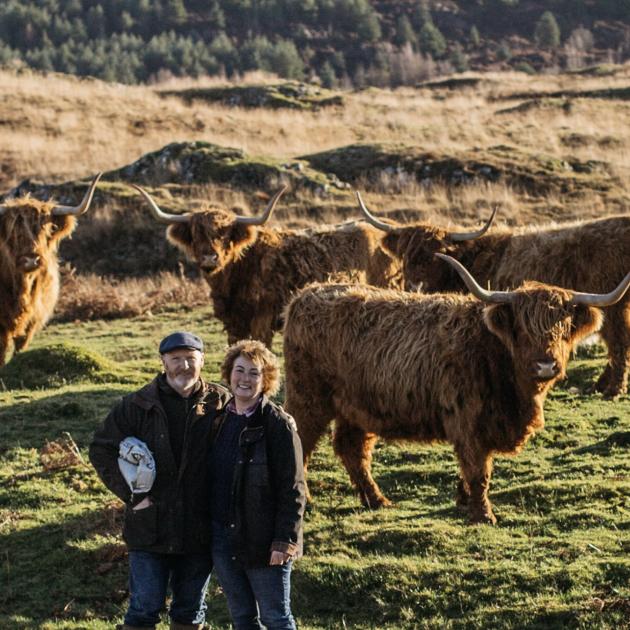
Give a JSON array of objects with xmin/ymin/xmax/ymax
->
[
  {"xmin": 54, "ymin": 267, "xmax": 210, "ymax": 322},
  {"xmin": 2, "ymin": 65, "xmax": 629, "ymax": 194}
]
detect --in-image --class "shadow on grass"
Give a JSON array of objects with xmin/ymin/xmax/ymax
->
[
  {"xmin": 0, "ymin": 387, "xmax": 131, "ymax": 453},
  {"xmin": 558, "ymin": 359, "xmax": 604, "ymax": 392},
  {"xmin": 0, "ymin": 506, "xmax": 128, "ymax": 625},
  {"xmin": 571, "ymin": 431, "xmax": 630, "ymax": 454}
]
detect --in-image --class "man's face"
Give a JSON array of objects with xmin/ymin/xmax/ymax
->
[{"xmin": 161, "ymin": 348, "xmax": 205, "ymax": 395}]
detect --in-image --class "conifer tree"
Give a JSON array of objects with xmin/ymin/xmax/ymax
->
[
  {"xmin": 394, "ymin": 14, "xmax": 417, "ymax": 49},
  {"xmin": 319, "ymin": 60, "xmax": 337, "ymax": 88},
  {"xmin": 469, "ymin": 25, "xmax": 480, "ymax": 48},
  {"xmin": 419, "ymin": 21, "xmax": 446, "ymax": 58},
  {"xmin": 534, "ymin": 11, "xmax": 561, "ymax": 50}
]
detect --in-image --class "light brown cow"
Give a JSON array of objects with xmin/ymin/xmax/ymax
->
[
  {"xmin": 283, "ymin": 254, "xmax": 630, "ymax": 524},
  {"xmin": 134, "ymin": 186, "xmax": 402, "ymax": 346},
  {"xmin": 358, "ymin": 195, "xmax": 630, "ymax": 398},
  {"xmin": 0, "ymin": 174, "xmax": 101, "ymax": 365}
]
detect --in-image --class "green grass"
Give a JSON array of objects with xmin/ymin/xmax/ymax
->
[{"xmin": 0, "ymin": 307, "xmax": 628, "ymax": 629}]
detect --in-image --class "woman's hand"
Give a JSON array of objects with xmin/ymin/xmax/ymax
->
[{"xmin": 269, "ymin": 550, "xmax": 292, "ymax": 565}]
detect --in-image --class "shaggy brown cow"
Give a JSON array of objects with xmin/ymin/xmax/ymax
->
[
  {"xmin": 358, "ymin": 195, "xmax": 630, "ymax": 398},
  {"xmin": 0, "ymin": 174, "xmax": 101, "ymax": 365},
  {"xmin": 283, "ymin": 254, "xmax": 630, "ymax": 524},
  {"xmin": 134, "ymin": 186, "xmax": 402, "ymax": 346}
]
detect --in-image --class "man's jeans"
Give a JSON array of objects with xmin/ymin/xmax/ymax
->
[
  {"xmin": 212, "ymin": 522, "xmax": 296, "ymax": 630},
  {"xmin": 125, "ymin": 550, "xmax": 213, "ymax": 627}
]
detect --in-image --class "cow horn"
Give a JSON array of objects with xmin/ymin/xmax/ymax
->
[
  {"xmin": 235, "ymin": 186, "xmax": 287, "ymax": 225},
  {"xmin": 450, "ymin": 205, "xmax": 498, "ymax": 242},
  {"xmin": 132, "ymin": 184, "xmax": 191, "ymax": 224},
  {"xmin": 435, "ymin": 253, "xmax": 516, "ymax": 304},
  {"xmin": 356, "ymin": 192, "xmax": 394, "ymax": 232},
  {"xmin": 52, "ymin": 172, "xmax": 103, "ymax": 216},
  {"xmin": 570, "ymin": 271, "xmax": 630, "ymax": 307}
]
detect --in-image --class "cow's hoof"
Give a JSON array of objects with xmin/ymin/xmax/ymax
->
[
  {"xmin": 595, "ymin": 382, "xmax": 623, "ymax": 400},
  {"xmin": 469, "ymin": 511, "xmax": 497, "ymax": 525},
  {"xmin": 360, "ymin": 493, "xmax": 392, "ymax": 509}
]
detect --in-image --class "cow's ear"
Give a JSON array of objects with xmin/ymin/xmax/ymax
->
[
  {"xmin": 571, "ymin": 304, "xmax": 602, "ymax": 339},
  {"xmin": 229, "ymin": 223, "xmax": 256, "ymax": 252},
  {"xmin": 381, "ymin": 232, "xmax": 400, "ymax": 255},
  {"xmin": 51, "ymin": 216, "xmax": 76, "ymax": 241},
  {"xmin": 167, "ymin": 223, "xmax": 193, "ymax": 250},
  {"xmin": 483, "ymin": 303, "xmax": 516, "ymax": 349}
]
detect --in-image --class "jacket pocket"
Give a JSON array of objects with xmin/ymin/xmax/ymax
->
[
  {"xmin": 123, "ymin": 502, "xmax": 158, "ymax": 547},
  {"xmin": 247, "ymin": 462, "xmax": 270, "ymax": 487}
]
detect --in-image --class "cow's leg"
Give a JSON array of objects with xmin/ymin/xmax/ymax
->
[
  {"xmin": 12, "ymin": 333, "xmax": 28, "ymax": 353},
  {"xmin": 455, "ymin": 479, "xmax": 470, "ymax": 509},
  {"xmin": 0, "ymin": 331, "xmax": 10, "ymax": 367},
  {"xmin": 595, "ymin": 303, "xmax": 630, "ymax": 399},
  {"xmin": 249, "ymin": 312, "xmax": 276, "ymax": 348},
  {"xmin": 333, "ymin": 421, "xmax": 391, "ymax": 509},
  {"xmin": 13, "ymin": 318, "xmax": 39, "ymax": 353},
  {"xmin": 455, "ymin": 447, "xmax": 496, "ymax": 525},
  {"xmin": 283, "ymin": 351, "xmax": 335, "ymax": 502}
]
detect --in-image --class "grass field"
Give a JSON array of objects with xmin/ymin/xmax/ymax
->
[
  {"xmin": 1, "ymin": 305, "xmax": 628, "ymax": 629},
  {"xmin": 1, "ymin": 62, "xmax": 629, "ymax": 629}
]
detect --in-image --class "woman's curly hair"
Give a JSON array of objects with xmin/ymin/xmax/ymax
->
[{"xmin": 221, "ymin": 339, "xmax": 281, "ymax": 396}]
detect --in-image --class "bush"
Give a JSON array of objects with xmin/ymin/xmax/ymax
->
[
  {"xmin": 514, "ymin": 61, "xmax": 536, "ymax": 75},
  {"xmin": 534, "ymin": 11, "xmax": 561, "ymax": 50},
  {"xmin": 54, "ymin": 270, "xmax": 210, "ymax": 323}
]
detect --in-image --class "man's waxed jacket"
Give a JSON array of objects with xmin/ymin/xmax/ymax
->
[
  {"xmin": 89, "ymin": 376, "xmax": 230, "ymax": 554},
  {"xmin": 212, "ymin": 396, "xmax": 306, "ymax": 568}
]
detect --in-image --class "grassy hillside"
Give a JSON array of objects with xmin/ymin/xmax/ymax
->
[
  {"xmin": 0, "ymin": 307, "xmax": 628, "ymax": 629},
  {"xmin": 0, "ymin": 66, "xmax": 629, "ymax": 628}
]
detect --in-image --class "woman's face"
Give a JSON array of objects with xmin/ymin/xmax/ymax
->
[{"xmin": 230, "ymin": 354, "xmax": 264, "ymax": 408}]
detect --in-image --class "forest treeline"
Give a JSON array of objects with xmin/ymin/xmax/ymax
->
[{"xmin": 0, "ymin": 0, "xmax": 629, "ymax": 86}]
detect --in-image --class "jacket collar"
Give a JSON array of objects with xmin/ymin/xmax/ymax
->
[{"xmin": 131, "ymin": 375, "xmax": 208, "ymax": 412}]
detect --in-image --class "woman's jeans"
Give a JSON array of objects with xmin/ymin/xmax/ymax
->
[
  {"xmin": 212, "ymin": 521, "xmax": 296, "ymax": 630},
  {"xmin": 124, "ymin": 550, "xmax": 213, "ymax": 627}
]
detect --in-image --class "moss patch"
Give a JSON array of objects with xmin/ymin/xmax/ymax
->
[
  {"xmin": 300, "ymin": 142, "xmax": 620, "ymax": 197},
  {"xmin": 500, "ymin": 86, "xmax": 630, "ymax": 102},
  {"xmin": 105, "ymin": 141, "xmax": 342, "ymax": 194},
  {"xmin": 418, "ymin": 77, "xmax": 489, "ymax": 90},
  {"xmin": 159, "ymin": 82, "xmax": 344, "ymax": 111},
  {"xmin": 0, "ymin": 343, "xmax": 138, "ymax": 389}
]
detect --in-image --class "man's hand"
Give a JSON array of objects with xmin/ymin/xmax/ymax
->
[
  {"xmin": 269, "ymin": 550, "xmax": 292, "ymax": 565},
  {"xmin": 132, "ymin": 496, "xmax": 152, "ymax": 511}
]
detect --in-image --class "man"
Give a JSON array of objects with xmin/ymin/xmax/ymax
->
[{"xmin": 90, "ymin": 331, "xmax": 230, "ymax": 630}]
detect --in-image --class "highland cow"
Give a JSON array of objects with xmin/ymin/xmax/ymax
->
[
  {"xmin": 358, "ymin": 195, "xmax": 630, "ymax": 398},
  {"xmin": 283, "ymin": 254, "xmax": 630, "ymax": 524},
  {"xmin": 134, "ymin": 186, "xmax": 402, "ymax": 346},
  {"xmin": 0, "ymin": 174, "xmax": 101, "ymax": 365}
]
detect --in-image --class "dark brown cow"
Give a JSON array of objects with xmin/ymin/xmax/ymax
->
[
  {"xmin": 0, "ymin": 174, "xmax": 101, "ymax": 365},
  {"xmin": 283, "ymin": 254, "xmax": 630, "ymax": 524},
  {"xmin": 358, "ymin": 195, "xmax": 630, "ymax": 398},
  {"xmin": 134, "ymin": 186, "xmax": 402, "ymax": 346}
]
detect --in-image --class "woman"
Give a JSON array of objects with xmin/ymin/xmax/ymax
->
[{"xmin": 209, "ymin": 339, "xmax": 306, "ymax": 630}]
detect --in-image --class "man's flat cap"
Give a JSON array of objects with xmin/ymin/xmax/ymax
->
[{"xmin": 159, "ymin": 331, "xmax": 204, "ymax": 354}]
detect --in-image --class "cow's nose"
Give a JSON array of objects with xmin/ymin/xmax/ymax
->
[
  {"xmin": 201, "ymin": 253, "xmax": 219, "ymax": 268},
  {"xmin": 535, "ymin": 360, "xmax": 557, "ymax": 379},
  {"xmin": 20, "ymin": 254, "xmax": 41, "ymax": 271}
]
